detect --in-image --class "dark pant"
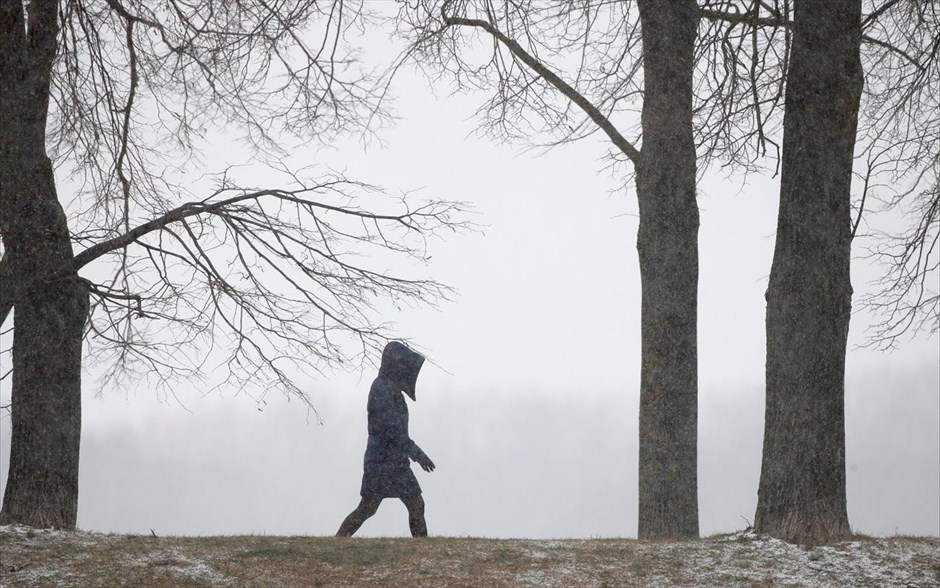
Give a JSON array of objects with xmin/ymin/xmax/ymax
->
[{"xmin": 336, "ymin": 495, "xmax": 427, "ymax": 537}]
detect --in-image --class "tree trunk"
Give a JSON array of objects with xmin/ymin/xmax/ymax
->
[
  {"xmin": 634, "ymin": 0, "xmax": 700, "ymax": 540},
  {"xmin": 755, "ymin": 0, "xmax": 863, "ymax": 544},
  {"xmin": 0, "ymin": 1, "xmax": 88, "ymax": 530}
]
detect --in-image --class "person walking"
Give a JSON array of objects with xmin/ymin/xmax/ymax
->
[{"xmin": 336, "ymin": 341, "xmax": 436, "ymax": 537}]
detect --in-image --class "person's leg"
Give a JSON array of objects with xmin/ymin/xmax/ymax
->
[
  {"xmin": 401, "ymin": 494, "xmax": 427, "ymax": 537},
  {"xmin": 336, "ymin": 497, "xmax": 383, "ymax": 537}
]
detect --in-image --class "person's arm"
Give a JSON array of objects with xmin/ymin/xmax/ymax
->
[
  {"xmin": 406, "ymin": 438, "xmax": 435, "ymax": 472},
  {"xmin": 406, "ymin": 439, "xmax": 424, "ymax": 460},
  {"xmin": 400, "ymin": 400, "xmax": 435, "ymax": 472},
  {"xmin": 370, "ymin": 379, "xmax": 435, "ymax": 471}
]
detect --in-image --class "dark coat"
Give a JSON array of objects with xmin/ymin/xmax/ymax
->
[{"xmin": 359, "ymin": 342, "xmax": 426, "ymax": 498}]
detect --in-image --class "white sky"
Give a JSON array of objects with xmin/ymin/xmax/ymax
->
[{"xmin": 1, "ymin": 20, "xmax": 938, "ymax": 539}]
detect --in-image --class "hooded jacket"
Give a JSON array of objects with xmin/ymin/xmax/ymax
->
[{"xmin": 360, "ymin": 342, "xmax": 427, "ymax": 497}]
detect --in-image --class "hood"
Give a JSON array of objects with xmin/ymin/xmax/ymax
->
[{"xmin": 379, "ymin": 341, "xmax": 425, "ymax": 401}]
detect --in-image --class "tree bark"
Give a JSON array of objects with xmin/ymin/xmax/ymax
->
[
  {"xmin": 635, "ymin": 0, "xmax": 700, "ymax": 540},
  {"xmin": 755, "ymin": 0, "xmax": 862, "ymax": 544},
  {"xmin": 0, "ymin": 0, "xmax": 89, "ymax": 530}
]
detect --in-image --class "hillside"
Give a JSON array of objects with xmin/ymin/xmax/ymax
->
[{"xmin": 1, "ymin": 525, "xmax": 937, "ymax": 587}]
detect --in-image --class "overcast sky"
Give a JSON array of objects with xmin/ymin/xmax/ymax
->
[{"xmin": 1, "ymin": 22, "xmax": 938, "ymax": 539}]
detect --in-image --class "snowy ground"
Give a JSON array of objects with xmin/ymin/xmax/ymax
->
[{"xmin": 1, "ymin": 525, "xmax": 938, "ymax": 587}]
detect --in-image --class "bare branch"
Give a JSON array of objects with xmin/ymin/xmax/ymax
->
[
  {"xmin": 1, "ymin": 2, "xmax": 474, "ymax": 404},
  {"xmin": 395, "ymin": 0, "xmax": 645, "ymax": 170},
  {"xmin": 862, "ymin": 33, "xmax": 926, "ymax": 71},
  {"xmin": 67, "ymin": 170, "xmax": 473, "ymax": 401},
  {"xmin": 440, "ymin": 6, "xmax": 640, "ymax": 163}
]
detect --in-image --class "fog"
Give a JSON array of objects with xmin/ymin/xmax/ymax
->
[
  {"xmin": 1, "ymin": 359, "xmax": 935, "ymax": 539},
  {"xmin": 1, "ymin": 51, "xmax": 938, "ymax": 540}
]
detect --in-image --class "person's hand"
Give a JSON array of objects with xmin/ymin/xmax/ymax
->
[{"xmin": 416, "ymin": 453, "xmax": 436, "ymax": 472}]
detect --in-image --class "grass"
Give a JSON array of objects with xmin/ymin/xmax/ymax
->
[{"xmin": 1, "ymin": 526, "xmax": 938, "ymax": 587}]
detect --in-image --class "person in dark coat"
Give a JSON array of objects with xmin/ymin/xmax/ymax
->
[{"xmin": 336, "ymin": 341, "xmax": 436, "ymax": 537}]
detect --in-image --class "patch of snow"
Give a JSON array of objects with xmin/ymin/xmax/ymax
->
[
  {"xmin": 0, "ymin": 524, "xmax": 104, "ymax": 547},
  {"xmin": 125, "ymin": 548, "xmax": 231, "ymax": 585},
  {"xmin": 649, "ymin": 531, "xmax": 940, "ymax": 588},
  {"xmin": 3, "ymin": 565, "xmax": 71, "ymax": 587}
]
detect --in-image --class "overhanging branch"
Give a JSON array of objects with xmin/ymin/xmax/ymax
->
[
  {"xmin": 698, "ymin": 6, "xmax": 927, "ymax": 72},
  {"xmin": 0, "ymin": 184, "xmax": 464, "ymax": 328},
  {"xmin": 441, "ymin": 7, "xmax": 641, "ymax": 164}
]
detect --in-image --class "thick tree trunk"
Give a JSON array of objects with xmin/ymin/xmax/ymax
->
[
  {"xmin": 0, "ymin": 1, "xmax": 88, "ymax": 530},
  {"xmin": 755, "ymin": 0, "xmax": 863, "ymax": 544},
  {"xmin": 634, "ymin": 0, "xmax": 700, "ymax": 540}
]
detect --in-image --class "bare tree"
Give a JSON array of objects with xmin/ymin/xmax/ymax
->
[
  {"xmin": 0, "ymin": 0, "xmax": 469, "ymax": 529},
  {"xmin": 393, "ymin": 0, "xmax": 935, "ymax": 543},
  {"xmin": 699, "ymin": 0, "xmax": 938, "ymax": 543},
  {"xmin": 397, "ymin": 0, "xmax": 704, "ymax": 538},
  {"xmin": 755, "ymin": 0, "xmax": 863, "ymax": 544}
]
